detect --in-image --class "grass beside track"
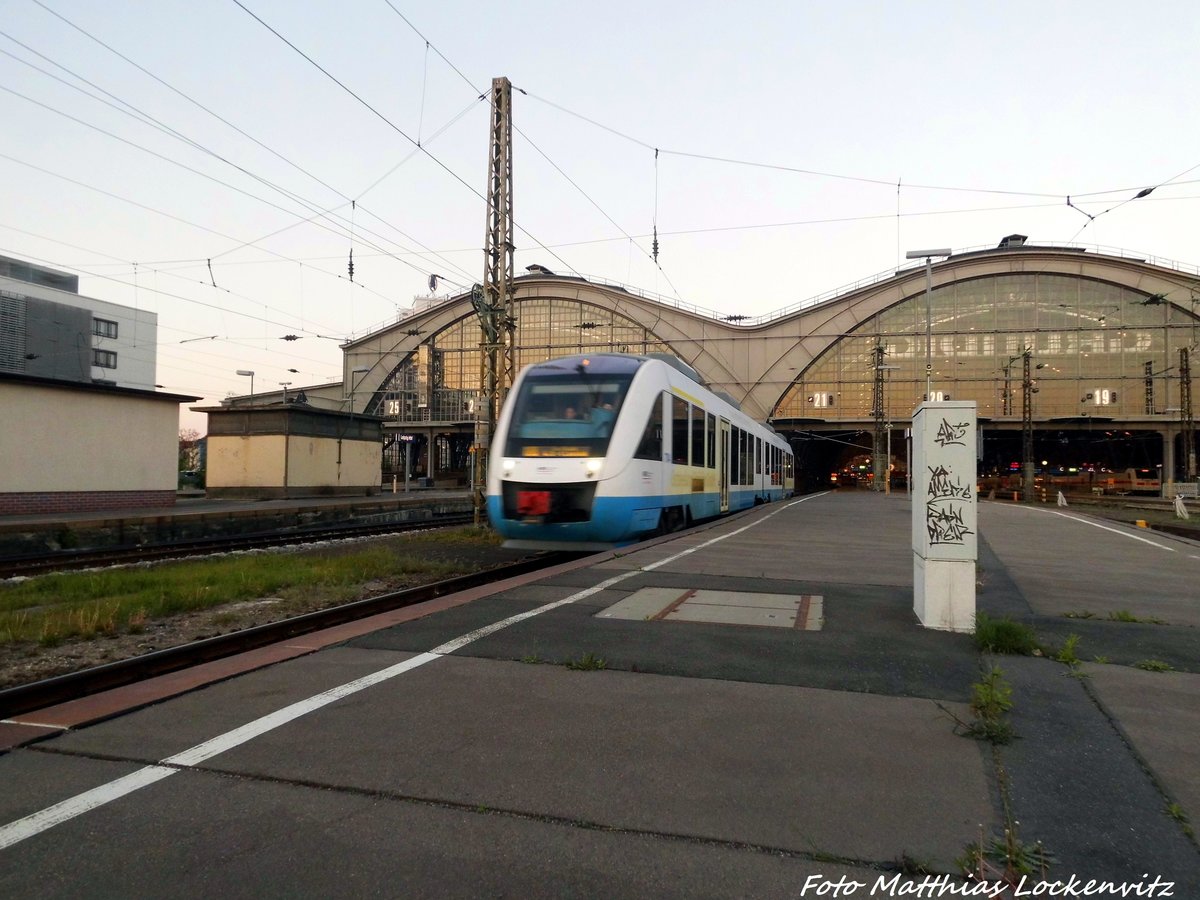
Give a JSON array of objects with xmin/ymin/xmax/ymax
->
[{"xmin": 0, "ymin": 527, "xmax": 500, "ymax": 647}]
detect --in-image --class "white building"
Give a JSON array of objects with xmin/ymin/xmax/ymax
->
[
  {"xmin": 0, "ymin": 255, "xmax": 195, "ymax": 516},
  {"xmin": 0, "ymin": 255, "xmax": 157, "ymax": 389}
]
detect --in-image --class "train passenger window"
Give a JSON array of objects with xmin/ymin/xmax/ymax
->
[
  {"xmin": 706, "ymin": 413, "xmax": 715, "ymax": 469},
  {"xmin": 634, "ymin": 393, "xmax": 665, "ymax": 461},
  {"xmin": 756, "ymin": 438, "xmax": 762, "ymax": 475},
  {"xmin": 731, "ymin": 427, "xmax": 741, "ymax": 484},
  {"xmin": 691, "ymin": 406, "xmax": 705, "ymax": 467},
  {"xmin": 671, "ymin": 396, "xmax": 689, "ymax": 464}
]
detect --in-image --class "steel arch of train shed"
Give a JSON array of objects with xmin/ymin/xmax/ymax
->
[{"xmin": 330, "ymin": 245, "xmax": 1199, "ymax": 485}]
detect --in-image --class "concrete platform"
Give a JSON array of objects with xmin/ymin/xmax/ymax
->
[
  {"xmin": 1, "ymin": 491, "xmax": 1197, "ymax": 896},
  {"xmin": 0, "ymin": 489, "xmax": 473, "ymax": 555}
]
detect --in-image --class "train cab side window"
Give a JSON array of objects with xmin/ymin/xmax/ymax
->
[
  {"xmin": 734, "ymin": 429, "xmax": 744, "ymax": 487},
  {"xmin": 671, "ymin": 395, "xmax": 689, "ymax": 464},
  {"xmin": 706, "ymin": 413, "xmax": 716, "ymax": 469},
  {"xmin": 756, "ymin": 438, "xmax": 763, "ymax": 475},
  {"xmin": 634, "ymin": 393, "xmax": 665, "ymax": 461}
]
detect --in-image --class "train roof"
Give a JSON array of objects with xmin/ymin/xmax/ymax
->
[
  {"xmin": 521, "ymin": 353, "xmax": 748, "ymax": 413},
  {"xmin": 523, "ymin": 352, "xmax": 703, "ymax": 385}
]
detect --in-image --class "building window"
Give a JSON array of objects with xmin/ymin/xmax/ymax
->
[
  {"xmin": 93, "ymin": 349, "xmax": 117, "ymax": 369},
  {"xmin": 93, "ymin": 318, "xmax": 118, "ymax": 339}
]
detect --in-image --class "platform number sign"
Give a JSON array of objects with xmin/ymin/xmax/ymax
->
[{"xmin": 385, "ymin": 399, "xmax": 401, "ymax": 416}]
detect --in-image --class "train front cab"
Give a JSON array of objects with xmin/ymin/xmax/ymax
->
[
  {"xmin": 487, "ymin": 355, "xmax": 647, "ymax": 547},
  {"xmin": 488, "ymin": 356, "xmax": 794, "ymax": 548}
]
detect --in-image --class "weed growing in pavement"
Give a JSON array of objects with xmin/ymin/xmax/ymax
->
[
  {"xmin": 1167, "ymin": 803, "xmax": 1195, "ymax": 839},
  {"xmin": 1134, "ymin": 659, "xmax": 1174, "ymax": 672},
  {"xmin": 973, "ymin": 612, "xmax": 1037, "ymax": 655},
  {"xmin": 1107, "ymin": 609, "xmax": 1166, "ymax": 624},
  {"xmin": 957, "ymin": 821, "xmax": 1055, "ymax": 886},
  {"xmin": 519, "ymin": 654, "xmax": 543, "ymax": 664},
  {"xmin": 1062, "ymin": 610, "xmax": 1095, "ymax": 619},
  {"xmin": 894, "ymin": 852, "xmax": 933, "ymax": 877},
  {"xmin": 564, "ymin": 652, "xmax": 607, "ymax": 671},
  {"xmin": 941, "ymin": 665, "xmax": 1016, "ymax": 745},
  {"xmin": 1092, "ymin": 655, "xmax": 1110, "ymax": 664},
  {"xmin": 1054, "ymin": 634, "xmax": 1082, "ymax": 669}
]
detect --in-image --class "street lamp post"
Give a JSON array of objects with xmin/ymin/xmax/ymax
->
[
  {"xmin": 905, "ymin": 249, "xmax": 953, "ymax": 401},
  {"xmin": 872, "ymin": 342, "xmax": 901, "ymax": 492},
  {"xmin": 235, "ymin": 369, "xmax": 255, "ymax": 405},
  {"xmin": 1021, "ymin": 349, "xmax": 1046, "ymax": 502}
]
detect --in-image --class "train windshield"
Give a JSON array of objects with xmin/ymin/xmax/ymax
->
[{"xmin": 504, "ymin": 372, "xmax": 632, "ymax": 458}]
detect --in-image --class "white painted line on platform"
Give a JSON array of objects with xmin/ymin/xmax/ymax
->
[
  {"xmin": 0, "ymin": 494, "xmax": 824, "ymax": 851},
  {"xmin": 1010, "ymin": 506, "xmax": 1177, "ymax": 551}
]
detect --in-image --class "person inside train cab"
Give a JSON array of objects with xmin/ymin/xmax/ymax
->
[{"xmin": 590, "ymin": 399, "xmax": 615, "ymax": 436}]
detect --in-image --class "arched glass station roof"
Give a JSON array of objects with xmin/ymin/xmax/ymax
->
[
  {"xmin": 773, "ymin": 272, "xmax": 1198, "ymax": 422},
  {"xmin": 366, "ymin": 298, "xmax": 669, "ymax": 422}
]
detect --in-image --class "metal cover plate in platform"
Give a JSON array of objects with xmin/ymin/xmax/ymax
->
[{"xmin": 598, "ymin": 587, "xmax": 823, "ymax": 630}]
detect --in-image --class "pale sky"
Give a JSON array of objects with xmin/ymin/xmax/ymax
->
[{"xmin": 3, "ymin": 0, "xmax": 1198, "ymax": 433}]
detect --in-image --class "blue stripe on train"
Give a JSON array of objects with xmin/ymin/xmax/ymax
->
[{"xmin": 487, "ymin": 487, "xmax": 789, "ymax": 544}]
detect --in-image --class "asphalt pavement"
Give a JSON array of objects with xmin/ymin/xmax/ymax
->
[{"xmin": 0, "ymin": 490, "xmax": 1196, "ymax": 898}]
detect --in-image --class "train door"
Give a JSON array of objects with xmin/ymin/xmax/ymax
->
[
  {"xmin": 634, "ymin": 391, "xmax": 666, "ymax": 511},
  {"xmin": 719, "ymin": 418, "xmax": 730, "ymax": 512}
]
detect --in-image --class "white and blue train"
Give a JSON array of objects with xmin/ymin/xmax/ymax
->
[{"xmin": 487, "ymin": 353, "xmax": 795, "ymax": 550}]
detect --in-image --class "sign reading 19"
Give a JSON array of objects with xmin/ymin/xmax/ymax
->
[{"xmin": 1085, "ymin": 389, "xmax": 1117, "ymax": 406}]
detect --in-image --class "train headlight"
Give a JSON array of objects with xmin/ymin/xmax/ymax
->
[
  {"xmin": 585, "ymin": 459, "xmax": 603, "ymax": 475},
  {"xmin": 502, "ymin": 459, "xmax": 516, "ymax": 473}
]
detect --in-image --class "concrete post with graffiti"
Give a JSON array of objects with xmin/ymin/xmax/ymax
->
[{"xmin": 911, "ymin": 401, "xmax": 977, "ymax": 632}]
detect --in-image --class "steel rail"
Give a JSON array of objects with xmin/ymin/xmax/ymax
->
[{"xmin": 0, "ymin": 514, "xmax": 477, "ymax": 579}]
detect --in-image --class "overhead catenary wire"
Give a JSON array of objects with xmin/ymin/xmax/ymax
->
[
  {"xmin": 1064, "ymin": 159, "xmax": 1200, "ymax": 245},
  {"xmin": 229, "ymin": 0, "xmax": 584, "ymax": 281},
  {"xmin": 0, "ymin": 20, "xmax": 480, "ymax": 286},
  {"xmin": 376, "ymin": 5, "xmax": 687, "ymax": 301},
  {"xmin": 0, "ymin": 241, "xmax": 345, "ymax": 342},
  {"xmin": 0, "ymin": 148, "xmax": 404, "ymax": 311},
  {"xmin": 521, "ymin": 89, "xmax": 1200, "ymax": 206},
  {"xmin": 8, "ymin": 4, "xmax": 1197, "ymax": 375},
  {"xmin": 0, "ymin": 220, "xmax": 348, "ymax": 336},
  {"xmin": 0, "ymin": 48, "xmax": 479, "ymax": 287}
]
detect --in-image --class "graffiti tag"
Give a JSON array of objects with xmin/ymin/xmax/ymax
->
[
  {"xmin": 925, "ymin": 464, "xmax": 974, "ymax": 545},
  {"xmin": 927, "ymin": 503, "xmax": 974, "ymax": 544},
  {"xmin": 927, "ymin": 465, "xmax": 972, "ymax": 501},
  {"xmin": 934, "ymin": 419, "xmax": 970, "ymax": 447}
]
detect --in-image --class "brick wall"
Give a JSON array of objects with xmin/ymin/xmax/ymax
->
[{"xmin": 0, "ymin": 490, "xmax": 177, "ymax": 517}]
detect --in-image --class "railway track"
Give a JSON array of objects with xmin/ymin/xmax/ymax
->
[
  {"xmin": 0, "ymin": 513, "xmax": 477, "ymax": 579},
  {"xmin": 0, "ymin": 550, "xmax": 582, "ymax": 720}
]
